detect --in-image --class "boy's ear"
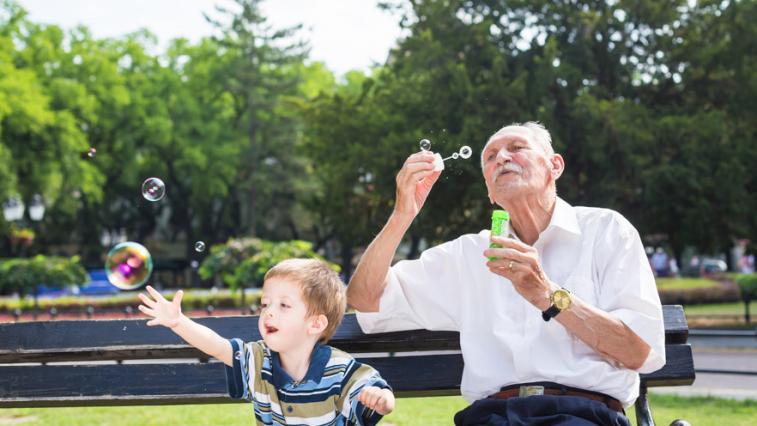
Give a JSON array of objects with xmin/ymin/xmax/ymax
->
[{"xmin": 308, "ymin": 314, "xmax": 328, "ymax": 337}]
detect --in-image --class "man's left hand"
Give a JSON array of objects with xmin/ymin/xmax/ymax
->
[{"xmin": 484, "ymin": 236, "xmax": 558, "ymax": 311}]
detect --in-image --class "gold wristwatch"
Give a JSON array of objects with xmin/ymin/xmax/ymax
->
[{"xmin": 541, "ymin": 288, "xmax": 572, "ymax": 321}]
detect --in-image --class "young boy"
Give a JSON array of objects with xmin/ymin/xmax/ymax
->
[{"xmin": 138, "ymin": 258, "xmax": 395, "ymax": 425}]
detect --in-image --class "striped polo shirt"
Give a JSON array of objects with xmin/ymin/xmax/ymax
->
[{"xmin": 225, "ymin": 339, "xmax": 391, "ymax": 426}]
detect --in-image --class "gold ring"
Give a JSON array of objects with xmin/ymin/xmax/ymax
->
[{"xmin": 508, "ymin": 260, "xmax": 515, "ymax": 271}]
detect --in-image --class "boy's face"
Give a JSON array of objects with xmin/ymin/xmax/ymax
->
[{"xmin": 259, "ymin": 277, "xmax": 323, "ymax": 353}]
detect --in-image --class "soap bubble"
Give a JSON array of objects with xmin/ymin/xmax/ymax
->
[
  {"xmin": 234, "ymin": 351, "xmax": 242, "ymax": 360},
  {"xmin": 194, "ymin": 241, "xmax": 206, "ymax": 252},
  {"xmin": 141, "ymin": 177, "xmax": 165, "ymax": 202},
  {"xmin": 105, "ymin": 242, "xmax": 153, "ymax": 290},
  {"xmin": 459, "ymin": 146, "xmax": 472, "ymax": 159},
  {"xmin": 87, "ymin": 148, "xmax": 97, "ymax": 158},
  {"xmin": 419, "ymin": 139, "xmax": 431, "ymax": 151}
]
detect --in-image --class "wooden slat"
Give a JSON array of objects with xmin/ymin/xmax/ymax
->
[
  {"xmin": 639, "ymin": 344, "xmax": 695, "ymax": 387},
  {"xmin": 0, "ymin": 307, "xmax": 688, "ymax": 364},
  {"xmin": 662, "ymin": 305, "xmax": 688, "ymax": 344},
  {"xmin": 0, "ymin": 354, "xmax": 464, "ymax": 408},
  {"xmin": 0, "ymin": 343, "xmax": 694, "ymax": 408}
]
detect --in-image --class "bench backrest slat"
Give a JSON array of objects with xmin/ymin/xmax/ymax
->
[{"xmin": 0, "ymin": 305, "xmax": 693, "ymax": 408}]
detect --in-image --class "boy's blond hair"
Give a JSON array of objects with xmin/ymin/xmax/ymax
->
[{"xmin": 264, "ymin": 258, "xmax": 346, "ymax": 343}]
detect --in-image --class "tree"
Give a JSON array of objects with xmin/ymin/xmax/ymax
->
[{"xmin": 205, "ymin": 0, "xmax": 311, "ymax": 239}]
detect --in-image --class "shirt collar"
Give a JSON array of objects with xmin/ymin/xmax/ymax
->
[
  {"xmin": 270, "ymin": 343, "xmax": 331, "ymax": 388},
  {"xmin": 503, "ymin": 197, "xmax": 581, "ymax": 241},
  {"xmin": 548, "ymin": 197, "xmax": 582, "ymax": 236}
]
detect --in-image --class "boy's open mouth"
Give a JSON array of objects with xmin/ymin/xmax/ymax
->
[{"xmin": 265, "ymin": 325, "xmax": 279, "ymax": 334}]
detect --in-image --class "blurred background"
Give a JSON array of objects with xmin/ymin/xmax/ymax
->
[{"xmin": 0, "ymin": 0, "xmax": 755, "ymax": 424}]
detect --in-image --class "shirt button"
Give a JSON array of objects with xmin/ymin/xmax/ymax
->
[{"xmin": 287, "ymin": 406, "xmax": 293, "ymax": 413}]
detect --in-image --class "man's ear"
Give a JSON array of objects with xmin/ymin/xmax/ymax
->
[
  {"xmin": 550, "ymin": 154, "xmax": 565, "ymax": 180},
  {"xmin": 308, "ymin": 314, "xmax": 328, "ymax": 337}
]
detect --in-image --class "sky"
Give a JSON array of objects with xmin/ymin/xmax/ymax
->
[{"xmin": 17, "ymin": 0, "xmax": 406, "ymax": 76}]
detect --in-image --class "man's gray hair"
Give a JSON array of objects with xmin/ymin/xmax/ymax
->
[{"xmin": 480, "ymin": 121, "xmax": 555, "ymax": 170}]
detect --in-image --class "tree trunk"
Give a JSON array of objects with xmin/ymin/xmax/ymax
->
[
  {"xmin": 745, "ymin": 297, "xmax": 751, "ymax": 324},
  {"xmin": 407, "ymin": 234, "xmax": 422, "ymax": 260}
]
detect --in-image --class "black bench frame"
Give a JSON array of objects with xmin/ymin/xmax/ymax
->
[{"xmin": 0, "ymin": 305, "xmax": 694, "ymax": 425}]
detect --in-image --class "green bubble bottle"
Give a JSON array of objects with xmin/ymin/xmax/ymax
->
[{"xmin": 489, "ymin": 210, "xmax": 510, "ymax": 260}]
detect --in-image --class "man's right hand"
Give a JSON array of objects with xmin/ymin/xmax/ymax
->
[
  {"xmin": 394, "ymin": 151, "xmax": 442, "ymax": 218},
  {"xmin": 138, "ymin": 285, "xmax": 184, "ymax": 329}
]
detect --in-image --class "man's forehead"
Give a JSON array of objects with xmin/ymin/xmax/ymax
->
[{"xmin": 483, "ymin": 129, "xmax": 532, "ymax": 151}]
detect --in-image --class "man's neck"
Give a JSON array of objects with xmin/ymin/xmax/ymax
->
[
  {"xmin": 500, "ymin": 192, "xmax": 556, "ymax": 245},
  {"xmin": 278, "ymin": 340, "xmax": 319, "ymax": 383}
]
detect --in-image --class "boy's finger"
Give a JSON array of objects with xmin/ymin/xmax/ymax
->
[
  {"xmin": 145, "ymin": 285, "xmax": 166, "ymax": 303},
  {"xmin": 138, "ymin": 293, "xmax": 156, "ymax": 308},
  {"xmin": 173, "ymin": 290, "xmax": 184, "ymax": 306},
  {"xmin": 146, "ymin": 319, "xmax": 158, "ymax": 326},
  {"xmin": 138, "ymin": 304, "xmax": 156, "ymax": 317}
]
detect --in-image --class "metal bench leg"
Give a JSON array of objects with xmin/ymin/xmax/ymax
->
[{"xmin": 634, "ymin": 384, "xmax": 655, "ymax": 426}]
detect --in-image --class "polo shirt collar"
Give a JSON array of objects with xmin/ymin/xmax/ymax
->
[{"xmin": 270, "ymin": 343, "xmax": 331, "ymax": 388}]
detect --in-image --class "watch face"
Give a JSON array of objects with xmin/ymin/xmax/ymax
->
[{"xmin": 553, "ymin": 290, "xmax": 571, "ymax": 310}]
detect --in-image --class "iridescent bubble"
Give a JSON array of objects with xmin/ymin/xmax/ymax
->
[
  {"xmin": 234, "ymin": 351, "xmax": 242, "ymax": 360},
  {"xmin": 194, "ymin": 241, "xmax": 206, "ymax": 252},
  {"xmin": 419, "ymin": 139, "xmax": 432, "ymax": 151},
  {"xmin": 141, "ymin": 177, "xmax": 165, "ymax": 202},
  {"xmin": 459, "ymin": 146, "xmax": 472, "ymax": 159},
  {"xmin": 105, "ymin": 242, "xmax": 153, "ymax": 290},
  {"xmin": 87, "ymin": 148, "xmax": 97, "ymax": 158}
]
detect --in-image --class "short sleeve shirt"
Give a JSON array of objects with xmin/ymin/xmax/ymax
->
[
  {"xmin": 225, "ymin": 339, "xmax": 390, "ymax": 425},
  {"xmin": 356, "ymin": 197, "xmax": 666, "ymax": 407}
]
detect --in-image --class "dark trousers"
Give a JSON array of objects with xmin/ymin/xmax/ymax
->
[{"xmin": 454, "ymin": 395, "xmax": 632, "ymax": 426}]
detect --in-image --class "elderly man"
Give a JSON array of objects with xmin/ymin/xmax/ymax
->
[{"xmin": 347, "ymin": 122, "xmax": 665, "ymax": 425}]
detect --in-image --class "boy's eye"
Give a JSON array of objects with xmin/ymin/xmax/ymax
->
[
  {"xmin": 260, "ymin": 303, "xmax": 269, "ymax": 309},
  {"xmin": 280, "ymin": 303, "xmax": 290, "ymax": 309}
]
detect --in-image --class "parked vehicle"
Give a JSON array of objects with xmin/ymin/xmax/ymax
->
[{"xmin": 67, "ymin": 270, "xmax": 120, "ymax": 296}]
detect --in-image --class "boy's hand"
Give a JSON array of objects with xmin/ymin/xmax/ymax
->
[
  {"xmin": 358, "ymin": 386, "xmax": 395, "ymax": 415},
  {"xmin": 138, "ymin": 285, "xmax": 184, "ymax": 329}
]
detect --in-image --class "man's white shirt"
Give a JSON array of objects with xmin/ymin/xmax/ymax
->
[{"xmin": 356, "ymin": 197, "xmax": 666, "ymax": 408}]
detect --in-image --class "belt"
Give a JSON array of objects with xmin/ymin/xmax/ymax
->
[{"xmin": 489, "ymin": 382, "xmax": 625, "ymax": 414}]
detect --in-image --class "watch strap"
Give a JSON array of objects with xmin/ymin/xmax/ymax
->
[{"xmin": 541, "ymin": 305, "xmax": 560, "ymax": 322}]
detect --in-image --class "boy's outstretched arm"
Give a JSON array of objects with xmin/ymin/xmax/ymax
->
[{"xmin": 138, "ymin": 285, "xmax": 233, "ymax": 367}]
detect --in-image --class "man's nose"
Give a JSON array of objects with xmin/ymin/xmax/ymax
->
[{"xmin": 495, "ymin": 148, "xmax": 511, "ymax": 163}]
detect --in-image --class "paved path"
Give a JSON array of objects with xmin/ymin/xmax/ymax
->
[{"xmin": 652, "ymin": 348, "xmax": 757, "ymax": 400}]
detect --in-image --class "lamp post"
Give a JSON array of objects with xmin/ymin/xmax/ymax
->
[{"xmin": 28, "ymin": 194, "xmax": 45, "ymax": 222}]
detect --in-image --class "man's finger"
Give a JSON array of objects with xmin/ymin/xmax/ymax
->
[
  {"xmin": 490, "ymin": 236, "xmax": 533, "ymax": 252},
  {"xmin": 484, "ymin": 248, "xmax": 532, "ymax": 265},
  {"xmin": 403, "ymin": 151, "xmax": 436, "ymax": 166}
]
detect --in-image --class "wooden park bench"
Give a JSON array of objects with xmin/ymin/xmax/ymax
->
[{"xmin": 0, "ymin": 305, "xmax": 693, "ymax": 425}]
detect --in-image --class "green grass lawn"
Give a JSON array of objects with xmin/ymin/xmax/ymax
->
[
  {"xmin": 683, "ymin": 301, "xmax": 755, "ymax": 316},
  {"xmin": 1, "ymin": 394, "xmax": 754, "ymax": 426},
  {"xmin": 656, "ymin": 277, "xmax": 720, "ymax": 290}
]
